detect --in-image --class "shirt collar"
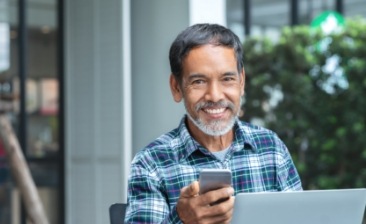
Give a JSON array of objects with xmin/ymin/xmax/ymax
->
[
  {"xmin": 232, "ymin": 118, "xmax": 258, "ymax": 152},
  {"xmin": 176, "ymin": 116, "xmax": 197, "ymax": 161},
  {"xmin": 177, "ymin": 115, "xmax": 257, "ymax": 161}
]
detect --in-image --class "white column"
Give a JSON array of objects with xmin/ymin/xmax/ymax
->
[
  {"xmin": 131, "ymin": 0, "xmax": 188, "ymax": 153},
  {"xmin": 121, "ymin": 0, "xmax": 132, "ymax": 204},
  {"xmin": 65, "ymin": 0, "xmax": 130, "ymax": 223},
  {"xmin": 189, "ymin": 0, "xmax": 227, "ymax": 26}
]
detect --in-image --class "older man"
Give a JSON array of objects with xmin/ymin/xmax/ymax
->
[{"xmin": 125, "ymin": 23, "xmax": 302, "ymax": 223}]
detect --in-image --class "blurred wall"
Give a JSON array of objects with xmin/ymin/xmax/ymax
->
[
  {"xmin": 65, "ymin": 0, "xmax": 126, "ymax": 223},
  {"xmin": 65, "ymin": 0, "xmax": 188, "ymax": 223},
  {"xmin": 65, "ymin": 0, "xmax": 226, "ymax": 223},
  {"xmin": 131, "ymin": 0, "xmax": 188, "ymax": 154}
]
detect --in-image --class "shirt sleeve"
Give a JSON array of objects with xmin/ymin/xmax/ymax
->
[
  {"xmin": 275, "ymin": 138, "xmax": 303, "ymax": 191},
  {"xmin": 124, "ymin": 163, "xmax": 183, "ymax": 223}
]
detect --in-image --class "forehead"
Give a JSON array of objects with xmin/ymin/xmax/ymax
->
[{"xmin": 182, "ymin": 44, "xmax": 237, "ymax": 74}]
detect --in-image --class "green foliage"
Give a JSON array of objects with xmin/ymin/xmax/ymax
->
[{"xmin": 241, "ymin": 17, "xmax": 366, "ymax": 189}]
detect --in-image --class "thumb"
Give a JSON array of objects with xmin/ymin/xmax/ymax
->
[{"xmin": 180, "ymin": 181, "xmax": 199, "ymax": 198}]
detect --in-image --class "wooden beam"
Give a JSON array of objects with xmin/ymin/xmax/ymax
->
[{"xmin": 0, "ymin": 115, "xmax": 49, "ymax": 224}]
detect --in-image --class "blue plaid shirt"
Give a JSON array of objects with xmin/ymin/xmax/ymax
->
[{"xmin": 125, "ymin": 116, "xmax": 302, "ymax": 223}]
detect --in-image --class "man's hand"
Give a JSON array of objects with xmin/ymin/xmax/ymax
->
[{"xmin": 176, "ymin": 181, "xmax": 235, "ymax": 224}]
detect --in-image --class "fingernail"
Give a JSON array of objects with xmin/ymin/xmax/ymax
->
[{"xmin": 228, "ymin": 187, "xmax": 234, "ymax": 196}]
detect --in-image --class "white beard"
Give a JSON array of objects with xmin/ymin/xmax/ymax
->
[{"xmin": 184, "ymin": 98, "xmax": 241, "ymax": 136}]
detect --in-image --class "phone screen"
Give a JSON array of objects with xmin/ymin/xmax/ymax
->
[{"xmin": 199, "ymin": 169, "xmax": 232, "ymax": 194}]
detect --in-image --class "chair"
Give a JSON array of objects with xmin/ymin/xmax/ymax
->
[{"xmin": 109, "ymin": 203, "xmax": 127, "ymax": 224}]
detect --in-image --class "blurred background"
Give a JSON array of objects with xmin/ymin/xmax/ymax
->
[{"xmin": 0, "ymin": 0, "xmax": 365, "ymax": 223}]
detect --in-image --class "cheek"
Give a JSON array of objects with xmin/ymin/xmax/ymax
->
[
  {"xmin": 183, "ymin": 89, "xmax": 205, "ymax": 105},
  {"xmin": 227, "ymin": 89, "xmax": 242, "ymax": 101},
  {"xmin": 184, "ymin": 98, "xmax": 199, "ymax": 112}
]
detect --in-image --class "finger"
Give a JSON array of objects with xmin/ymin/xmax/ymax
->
[
  {"xmin": 200, "ymin": 187, "xmax": 234, "ymax": 205},
  {"xmin": 199, "ymin": 197, "xmax": 235, "ymax": 223},
  {"xmin": 205, "ymin": 209, "xmax": 233, "ymax": 224},
  {"xmin": 210, "ymin": 196, "xmax": 235, "ymax": 211},
  {"xmin": 208, "ymin": 209, "xmax": 234, "ymax": 224},
  {"xmin": 180, "ymin": 181, "xmax": 199, "ymax": 198}
]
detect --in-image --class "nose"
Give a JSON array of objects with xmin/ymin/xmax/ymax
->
[{"xmin": 204, "ymin": 81, "xmax": 224, "ymax": 102}]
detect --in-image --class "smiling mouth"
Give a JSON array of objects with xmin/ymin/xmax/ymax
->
[{"xmin": 203, "ymin": 107, "xmax": 226, "ymax": 115}]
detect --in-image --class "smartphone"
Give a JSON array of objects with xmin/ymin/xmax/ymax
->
[{"xmin": 199, "ymin": 169, "xmax": 232, "ymax": 194}]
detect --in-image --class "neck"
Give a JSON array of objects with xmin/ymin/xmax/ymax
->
[{"xmin": 186, "ymin": 118, "xmax": 234, "ymax": 152}]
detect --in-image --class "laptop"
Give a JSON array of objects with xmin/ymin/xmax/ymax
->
[{"xmin": 232, "ymin": 188, "xmax": 366, "ymax": 224}]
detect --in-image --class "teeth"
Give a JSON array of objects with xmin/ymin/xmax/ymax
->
[{"xmin": 204, "ymin": 108, "xmax": 225, "ymax": 114}]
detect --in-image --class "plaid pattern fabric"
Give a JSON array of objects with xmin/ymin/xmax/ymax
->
[{"xmin": 125, "ymin": 116, "xmax": 302, "ymax": 223}]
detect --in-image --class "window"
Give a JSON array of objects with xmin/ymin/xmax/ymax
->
[{"xmin": 0, "ymin": 0, "xmax": 63, "ymax": 223}]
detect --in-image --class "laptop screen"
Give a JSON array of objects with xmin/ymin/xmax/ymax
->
[{"xmin": 232, "ymin": 188, "xmax": 366, "ymax": 224}]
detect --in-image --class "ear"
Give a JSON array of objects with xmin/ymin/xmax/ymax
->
[
  {"xmin": 169, "ymin": 74, "xmax": 183, "ymax": 102},
  {"xmin": 240, "ymin": 68, "xmax": 245, "ymax": 96}
]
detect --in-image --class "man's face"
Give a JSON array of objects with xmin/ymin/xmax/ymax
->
[{"xmin": 170, "ymin": 44, "xmax": 245, "ymax": 137}]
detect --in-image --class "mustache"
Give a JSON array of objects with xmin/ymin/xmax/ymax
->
[{"xmin": 194, "ymin": 100, "xmax": 235, "ymax": 112}]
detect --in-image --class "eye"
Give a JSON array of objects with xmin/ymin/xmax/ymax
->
[
  {"xmin": 192, "ymin": 79, "xmax": 206, "ymax": 85},
  {"xmin": 223, "ymin": 76, "xmax": 236, "ymax": 82}
]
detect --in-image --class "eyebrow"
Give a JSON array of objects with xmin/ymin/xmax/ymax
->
[
  {"xmin": 187, "ymin": 71, "xmax": 239, "ymax": 82},
  {"xmin": 222, "ymin": 71, "xmax": 238, "ymax": 77}
]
